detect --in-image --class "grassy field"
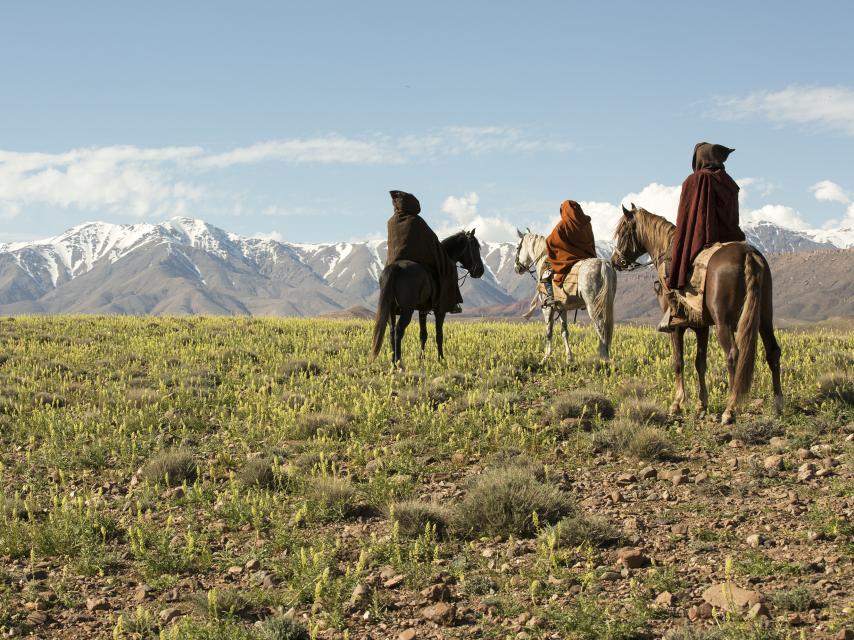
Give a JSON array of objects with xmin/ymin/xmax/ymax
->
[{"xmin": 0, "ymin": 316, "xmax": 852, "ymax": 640}]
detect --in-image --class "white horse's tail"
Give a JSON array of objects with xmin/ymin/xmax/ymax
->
[{"xmin": 590, "ymin": 260, "xmax": 616, "ymax": 356}]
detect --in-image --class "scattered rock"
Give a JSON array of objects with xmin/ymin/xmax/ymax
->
[
  {"xmin": 835, "ymin": 629, "xmax": 854, "ymax": 640},
  {"xmin": 763, "ymin": 455, "xmax": 784, "ymax": 471},
  {"xmin": 421, "ymin": 602, "xmax": 456, "ymax": 626},
  {"xmin": 134, "ymin": 584, "xmax": 154, "ymax": 602},
  {"xmin": 420, "ymin": 584, "xmax": 452, "ymax": 603},
  {"xmin": 797, "ymin": 463, "xmax": 816, "ymax": 482},
  {"xmin": 616, "ymin": 473, "xmax": 637, "ymax": 485},
  {"xmin": 638, "ymin": 466, "xmax": 657, "ymax": 480},
  {"xmin": 655, "ymin": 591, "xmax": 673, "ymax": 607},
  {"xmin": 399, "ymin": 629, "xmax": 418, "ymax": 640},
  {"xmin": 227, "ymin": 565, "xmax": 243, "ymax": 576},
  {"xmin": 615, "ymin": 547, "xmax": 648, "ymax": 569},
  {"xmin": 746, "ymin": 533, "xmax": 764, "ymax": 548},
  {"xmin": 159, "ymin": 608, "xmax": 181, "ymax": 624},
  {"xmin": 687, "ymin": 603, "xmax": 713, "ymax": 620},
  {"xmin": 350, "ymin": 583, "xmax": 371, "ymax": 608},
  {"xmin": 85, "ymin": 597, "xmax": 108, "ymax": 612},
  {"xmin": 702, "ymin": 583, "xmax": 763, "ymax": 612},
  {"xmin": 748, "ymin": 602, "xmax": 770, "ymax": 618},
  {"xmin": 384, "ymin": 574, "xmax": 405, "ymax": 589},
  {"xmin": 244, "ymin": 559, "xmax": 261, "ymax": 572}
]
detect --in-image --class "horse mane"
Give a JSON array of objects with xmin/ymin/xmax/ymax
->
[{"xmin": 615, "ymin": 207, "xmax": 675, "ymax": 254}]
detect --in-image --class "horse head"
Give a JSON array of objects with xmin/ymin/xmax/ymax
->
[
  {"xmin": 611, "ymin": 203, "xmax": 645, "ymax": 271},
  {"xmin": 514, "ymin": 228, "xmax": 540, "ymax": 274},
  {"xmin": 442, "ymin": 230, "xmax": 484, "ymax": 278}
]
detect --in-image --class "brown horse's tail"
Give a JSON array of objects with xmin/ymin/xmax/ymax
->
[
  {"xmin": 371, "ymin": 264, "xmax": 397, "ymax": 359},
  {"xmin": 733, "ymin": 251, "xmax": 764, "ymax": 401}
]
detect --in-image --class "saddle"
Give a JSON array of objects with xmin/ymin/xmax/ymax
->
[
  {"xmin": 537, "ymin": 259, "xmax": 591, "ymax": 309},
  {"xmin": 657, "ymin": 241, "xmax": 748, "ymax": 324}
]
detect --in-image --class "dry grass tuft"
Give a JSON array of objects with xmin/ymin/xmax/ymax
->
[
  {"xmin": 593, "ymin": 420, "xmax": 673, "ymax": 461},
  {"xmin": 256, "ymin": 615, "xmax": 311, "ymax": 640},
  {"xmin": 34, "ymin": 392, "xmax": 67, "ymax": 407},
  {"xmin": 552, "ymin": 389, "xmax": 615, "ymax": 422},
  {"xmin": 731, "ymin": 418, "xmax": 785, "ymax": 445},
  {"xmin": 276, "ymin": 360, "xmax": 321, "ymax": 381},
  {"xmin": 619, "ymin": 399, "xmax": 668, "ymax": 425},
  {"xmin": 307, "ymin": 476, "xmax": 360, "ymax": 517},
  {"xmin": 139, "ymin": 448, "xmax": 198, "ymax": 486},
  {"xmin": 816, "ymin": 372, "xmax": 854, "ymax": 406},
  {"xmin": 388, "ymin": 500, "xmax": 452, "ymax": 538},
  {"xmin": 546, "ymin": 513, "xmax": 621, "ymax": 549},
  {"xmin": 293, "ymin": 411, "xmax": 352, "ymax": 439},
  {"xmin": 238, "ymin": 456, "xmax": 288, "ymax": 490},
  {"xmin": 454, "ymin": 465, "xmax": 574, "ymax": 538}
]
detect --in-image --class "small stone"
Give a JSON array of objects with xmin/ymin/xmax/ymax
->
[
  {"xmin": 227, "ymin": 565, "xmax": 243, "ymax": 576},
  {"xmin": 655, "ymin": 591, "xmax": 673, "ymax": 607},
  {"xmin": 796, "ymin": 448, "xmax": 816, "ymax": 460},
  {"xmin": 420, "ymin": 584, "xmax": 452, "ymax": 602},
  {"xmin": 379, "ymin": 566, "xmax": 397, "ymax": 581},
  {"xmin": 639, "ymin": 466, "xmax": 657, "ymax": 480},
  {"xmin": 350, "ymin": 583, "xmax": 371, "ymax": 607},
  {"xmin": 134, "ymin": 585, "xmax": 154, "ymax": 602},
  {"xmin": 26, "ymin": 611, "xmax": 49, "ymax": 625},
  {"xmin": 748, "ymin": 602, "xmax": 770, "ymax": 618},
  {"xmin": 616, "ymin": 473, "xmax": 637, "ymax": 485},
  {"xmin": 451, "ymin": 452, "xmax": 466, "ymax": 464},
  {"xmin": 694, "ymin": 472, "xmax": 709, "ymax": 483},
  {"xmin": 609, "ymin": 490, "xmax": 622, "ymax": 504},
  {"xmin": 671, "ymin": 523, "xmax": 689, "ymax": 536},
  {"xmin": 421, "ymin": 602, "xmax": 456, "ymax": 626},
  {"xmin": 769, "ymin": 436, "xmax": 787, "ymax": 448},
  {"xmin": 763, "ymin": 455, "xmax": 784, "ymax": 471},
  {"xmin": 746, "ymin": 533, "xmax": 763, "ymax": 548},
  {"xmin": 399, "ymin": 629, "xmax": 417, "ymax": 640},
  {"xmin": 807, "ymin": 530, "xmax": 823, "ymax": 542},
  {"xmin": 244, "ymin": 559, "xmax": 261, "ymax": 572},
  {"xmin": 600, "ymin": 571, "xmax": 622, "ymax": 581},
  {"xmin": 797, "ymin": 463, "xmax": 816, "ymax": 482},
  {"xmin": 835, "ymin": 629, "xmax": 854, "ymax": 640},
  {"xmin": 384, "ymin": 574, "xmax": 405, "ymax": 589},
  {"xmin": 616, "ymin": 547, "xmax": 648, "ymax": 569},
  {"xmin": 702, "ymin": 583, "xmax": 763, "ymax": 612},
  {"xmin": 687, "ymin": 603, "xmax": 713, "ymax": 620},
  {"xmin": 86, "ymin": 597, "xmax": 108, "ymax": 612},
  {"xmin": 159, "ymin": 607, "xmax": 181, "ymax": 624}
]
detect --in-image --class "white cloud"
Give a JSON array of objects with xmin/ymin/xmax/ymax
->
[
  {"xmin": 0, "ymin": 145, "xmax": 205, "ymax": 219},
  {"xmin": 0, "ymin": 126, "xmax": 570, "ymax": 221},
  {"xmin": 620, "ymin": 182, "xmax": 683, "ymax": 222},
  {"xmin": 251, "ymin": 230, "xmax": 284, "ymax": 242},
  {"xmin": 437, "ymin": 191, "xmax": 519, "ymax": 243},
  {"xmin": 810, "ymin": 180, "xmax": 850, "ymax": 204},
  {"xmin": 742, "ymin": 204, "xmax": 810, "ymax": 231},
  {"xmin": 713, "ymin": 85, "xmax": 854, "ymax": 135}
]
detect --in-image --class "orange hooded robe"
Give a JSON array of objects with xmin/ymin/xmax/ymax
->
[{"xmin": 546, "ymin": 200, "xmax": 596, "ymax": 286}]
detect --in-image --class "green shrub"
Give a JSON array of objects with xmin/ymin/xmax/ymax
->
[{"xmin": 139, "ymin": 448, "xmax": 198, "ymax": 486}]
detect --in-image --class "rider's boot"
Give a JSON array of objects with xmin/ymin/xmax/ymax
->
[{"xmin": 542, "ymin": 274, "xmax": 557, "ymax": 308}]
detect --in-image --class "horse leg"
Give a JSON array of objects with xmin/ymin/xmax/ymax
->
[
  {"xmin": 694, "ymin": 327, "xmax": 710, "ymax": 418},
  {"xmin": 388, "ymin": 311, "xmax": 398, "ymax": 365},
  {"xmin": 760, "ymin": 318, "xmax": 783, "ymax": 416},
  {"xmin": 716, "ymin": 324, "xmax": 738, "ymax": 424},
  {"xmin": 394, "ymin": 309, "xmax": 414, "ymax": 369},
  {"xmin": 669, "ymin": 327, "xmax": 687, "ymax": 415},
  {"xmin": 559, "ymin": 310, "xmax": 570, "ymax": 363},
  {"xmin": 418, "ymin": 312, "xmax": 428, "ymax": 358},
  {"xmin": 435, "ymin": 313, "xmax": 446, "ymax": 361},
  {"xmin": 541, "ymin": 307, "xmax": 555, "ymax": 364}
]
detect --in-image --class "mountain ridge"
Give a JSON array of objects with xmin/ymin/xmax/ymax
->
[{"xmin": 0, "ymin": 216, "xmax": 851, "ymax": 320}]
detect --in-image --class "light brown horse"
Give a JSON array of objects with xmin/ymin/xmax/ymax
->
[{"xmin": 611, "ymin": 204, "xmax": 783, "ymax": 424}]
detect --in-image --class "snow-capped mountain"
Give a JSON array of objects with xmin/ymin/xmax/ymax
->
[{"xmin": 0, "ymin": 216, "xmax": 850, "ymax": 317}]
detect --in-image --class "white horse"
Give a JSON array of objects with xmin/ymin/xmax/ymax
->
[{"xmin": 514, "ymin": 230, "xmax": 617, "ymax": 363}]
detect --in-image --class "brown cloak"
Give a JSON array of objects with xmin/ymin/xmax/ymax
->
[
  {"xmin": 546, "ymin": 200, "xmax": 596, "ymax": 286},
  {"xmin": 667, "ymin": 143, "xmax": 744, "ymax": 290},
  {"xmin": 385, "ymin": 190, "xmax": 462, "ymax": 313}
]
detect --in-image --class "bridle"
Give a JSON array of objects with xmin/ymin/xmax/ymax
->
[
  {"xmin": 515, "ymin": 236, "xmax": 544, "ymax": 281},
  {"xmin": 456, "ymin": 233, "xmax": 481, "ymax": 286}
]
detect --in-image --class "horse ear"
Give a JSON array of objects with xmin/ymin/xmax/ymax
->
[
  {"xmin": 621, "ymin": 204, "xmax": 634, "ymax": 218},
  {"xmin": 526, "ymin": 226, "xmax": 531, "ymax": 233},
  {"xmin": 516, "ymin": 228, "xmax": 524, "ymax": 238}
]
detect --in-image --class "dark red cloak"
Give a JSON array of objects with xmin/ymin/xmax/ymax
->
[
  {"xmin": 667, "ymin": 150, "xmax": 745, "ymax": 290},
  {"xmin": 385, "ymin": 190, "xmax": 462, "ymax": 313},
  {"xmin": 546, "ymin": 200, "xmax": 597, "ymax": 286}
]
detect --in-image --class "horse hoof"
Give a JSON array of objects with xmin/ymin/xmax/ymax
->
[
  {"xmin": 695, "ymin": 409, "xmax": 707, "ymax": 420},
  {"xmin": 721, "ymin": 410, "xmax": 735, "ymax": 425},
  {"xmin": 668, "ymin": 404, "xmax": 682, "ymax": 416},
  {"xmin": 774, "ymin": 397, "xmax": 784, "ymax": 416}
]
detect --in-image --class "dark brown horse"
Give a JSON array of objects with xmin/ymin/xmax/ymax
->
[{"xmin": 611, "ymin": 204, "xmax": 782, "ymax": 424}]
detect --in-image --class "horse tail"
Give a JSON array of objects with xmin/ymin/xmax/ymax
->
[
  {"xmin": 371, "ymin": 264, "xmax": 397, "ymax": 359},
  {"xmin": 733, "ymin": 251, "xmax": 764, "ymax": 401},
  {"xmin": 591, "ymin": 260, "xmax": 616, "ymax": 351}
]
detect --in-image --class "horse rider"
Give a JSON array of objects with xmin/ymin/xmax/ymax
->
[
  {"xmin": 660, "ymin": 142, "xmax": 745, "ymax": 332},
  {"xmin": 385, "ymin": 190, "xmax": 463, "ymax": 314},
  {"xmin": 541, "ymin": 200, "xmax": 597, "ymax": 307}
]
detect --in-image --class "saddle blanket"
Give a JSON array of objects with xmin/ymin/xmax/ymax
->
[
  {"xmin": 537, "ymin": 258, "xmax": 595, "ymax": 309},
  {"xmin": 657, "ymin": 241, "xmax": 748, "ymax": 323}
]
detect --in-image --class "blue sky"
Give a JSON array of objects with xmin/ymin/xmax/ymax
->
[{"xmin": 1, "ymin": 1, "xmax": 853, "ymax": 244}]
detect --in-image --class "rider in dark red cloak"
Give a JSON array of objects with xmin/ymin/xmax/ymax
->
[{"xmin": 661, "ymin": 143, "xmax": 745, "ymax": 330}]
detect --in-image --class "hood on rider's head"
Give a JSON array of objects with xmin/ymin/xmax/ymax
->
[
  {"xmin": 692, "ymin": 143, "xmax": 735, "ymax": 171},
  {"xmin": 390, "ymin": 190, "xmax": 421, "ymax": 216}
]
